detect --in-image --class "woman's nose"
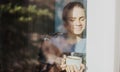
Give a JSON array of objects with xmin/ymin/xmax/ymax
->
[{"xmin": 75, "ymin": 20, "xmax": 81, "ymax": 25}]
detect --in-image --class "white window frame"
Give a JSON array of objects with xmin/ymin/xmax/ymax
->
[
  {"xmin": 87, "ymin": 0, "xmax": 116, "ymax": 72},
  {"xmin": 115, "ymin": 0, "xmax": 120, "ymax": 71}
]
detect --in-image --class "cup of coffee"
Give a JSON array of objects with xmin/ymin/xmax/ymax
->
[{"xmin": 66, "ymin": 56, "xmax": 82, "ymax": 70}]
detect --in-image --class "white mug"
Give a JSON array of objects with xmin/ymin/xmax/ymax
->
[{"xmin": 66, "ymin": 56, "xmax": 82, "ymax": 70}]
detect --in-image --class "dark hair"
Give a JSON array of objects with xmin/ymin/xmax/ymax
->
[{"xmin": 62, "ymin": 2, "xmax": 85, "ymax": 22}]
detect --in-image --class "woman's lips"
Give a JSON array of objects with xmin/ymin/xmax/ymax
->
[{"xmin": 74, "ymin": 26, "xmax": 82, "ymax": 30}]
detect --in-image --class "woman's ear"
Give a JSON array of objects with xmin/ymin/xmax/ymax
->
[{"xmin": 63, "ymin": 21, "xmax": 68, "ymax": 28}]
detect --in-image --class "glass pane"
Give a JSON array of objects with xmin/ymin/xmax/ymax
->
[{"xmin": 0, "ymin": 0, "xmax": 87, "ymax": 72}]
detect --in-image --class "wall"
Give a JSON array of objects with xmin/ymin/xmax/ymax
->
[{"xmin": 87, "ymin": 0, "xmax": 116, "ymax": 72}]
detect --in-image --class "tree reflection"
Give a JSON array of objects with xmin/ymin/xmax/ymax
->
[{"xmin": 0, "ymin": 0, "xmax": 55, "ymax": 72}]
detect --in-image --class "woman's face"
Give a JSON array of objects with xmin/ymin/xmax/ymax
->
[{"xmin": 65, "ymin": 7, "xmax": 86, "ymax": 35}]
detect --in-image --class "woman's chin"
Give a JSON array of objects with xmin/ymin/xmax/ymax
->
[{"xmin": 73, "ymin": 31, "xmax": 82, "ymax": 35}]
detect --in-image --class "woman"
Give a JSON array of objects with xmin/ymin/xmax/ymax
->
[{"xmin": 40, "ymin": 1, "xmax": 86, "ymax": 72}]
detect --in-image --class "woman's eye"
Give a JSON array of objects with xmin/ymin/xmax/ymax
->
[
  {"xmin": 70, "ymin": 19, "xmax": 75, "ymax": 21},
  {"xmin": 80, "ymin": 18, "xmax": 85, "ymax": 21}
]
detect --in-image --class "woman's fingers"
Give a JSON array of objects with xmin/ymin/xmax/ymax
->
[
  {"xmin": 66, "ymin": 65, "xmax": 71, "ymax": 72},
  {"xmin": 79, "ymin": 64, "xmax": 85, "ymax": 72},
  {"xmin": 63, "ymin": 54, "xmax": 67, "ymax": 59},
  {"xmin": 60, "ymin": 55, "xmax": 67, "ymax": 70},
  {"xmin": 60, "ymin": 64, "xmax": 67, "ymax": 70},
  {"xmin": 73, "ymin": 65, "xmax": 79, "ymax": 72},
  {"xmin": 65, "ymin": 65, "xmax": 79, "ymax": 72},
  {"xmin": 61, "ymin": 58, "xmax": 66, "ymax": 65}
]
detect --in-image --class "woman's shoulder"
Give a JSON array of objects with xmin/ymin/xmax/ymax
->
[
  {"xmin": 81, "ymin": 38, "xmax": 86, "ymax": 43},
  {"xmin": 49, "ymin": 32, "xmax": 67, "ymax": 41},
  {"xmin": 49, "ymin": 32, "xmax": 66, "ymax": 38}
]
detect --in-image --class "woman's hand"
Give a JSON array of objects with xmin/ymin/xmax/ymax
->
[{"xmin": 61, "ymin": 64, "xmax": 85, "ymax": 72}]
